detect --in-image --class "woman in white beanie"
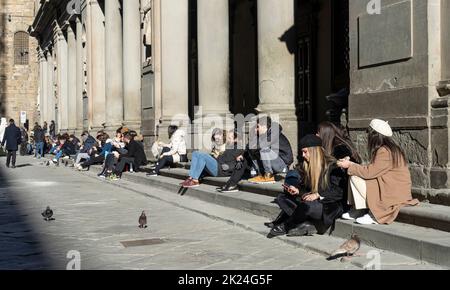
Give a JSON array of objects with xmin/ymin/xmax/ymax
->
[{"xmin": 337, "ymin": 119, "xmax": 419, "ymax": 225}]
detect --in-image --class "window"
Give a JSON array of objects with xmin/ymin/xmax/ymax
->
[{"xmin": 14, "ymin": 31, "xmax": 29, "ymax": 65}]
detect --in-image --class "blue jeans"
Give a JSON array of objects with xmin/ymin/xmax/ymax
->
[
  {"xmin": 252, "ymin": 148, "xmax": 288, "ymax": 175},
  {"xmin": 189, "ymin": 151, "xmax": 218, "ymax": 180},
  {"xmin": 35, "ymin": 142, "xmax": 44, "ymax": 158},
  {"xmin": 54, "ymin": 150, "xmax": 63, "ymax": 161}
]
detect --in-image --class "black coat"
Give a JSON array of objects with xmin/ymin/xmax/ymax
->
[
  {"xmin": 61, "ymin": 142, "xmax": 77, "ymax": 156},
  {"xmin": 121, "ymin": 140, "xmax": 148, "ymax": 167},
  {"xmin": 216, "ymin": 145, "xmax": 245, "ymax": 177},
  {"xmin": 34, "ymin": 129, "xmax": 45, "ymax": 143},
  {"xmin": 278, "ymin": 163, "xmax": 346, "ymax": 231},
  {"xmin": 1, "ymin": 124, "xmax": 21, "ymax": 151},
  {"xmin": 258, "ymin": 123, "xmax": 294, "ymax": 167}
]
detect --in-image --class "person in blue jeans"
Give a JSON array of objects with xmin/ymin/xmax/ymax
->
[
  {"xmin": 34, "ymin": 125, "xmax": 45, "ymax": 158},
  {"xmin": 181, "ymin": 130, "xmax": 244, "ymax": 188}
]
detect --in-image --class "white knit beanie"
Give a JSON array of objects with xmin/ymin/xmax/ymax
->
[{"xmin": 370, "ymin": 119, "xmax": 393, "ymax": 137}]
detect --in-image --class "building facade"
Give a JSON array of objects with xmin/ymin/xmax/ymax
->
[
  {"xmin": 30, "ymin": 0, "xmax": 450, "ymax": 205},
  {"xmin": 0, "ymin": 0, "xmax": 39, "ymax": 128}
]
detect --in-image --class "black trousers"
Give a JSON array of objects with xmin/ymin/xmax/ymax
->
[
  {"xmin": 154, "ymin": 147, "xmax": 188, "ymax": 174},
  {"xmin": 115, "ymin": 157, "xmax": 135, "ymax": 176},
  {"xmin": 226, "ymin": 152, "xmax": 254, "ymax": 187},
  {"xmin": 81, "ymin": 155, "xmax": 105, "ymax": 168},
  {"xmin": 6, "ymin": 150, "xmax": 17, "ymax": 167},
  {"xmin": 276, "ymin": 193, "xmax": 323, "ymax": 229}
]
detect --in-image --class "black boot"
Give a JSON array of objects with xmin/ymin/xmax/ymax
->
[{"xmin": 264, "ymin": 212, "xmax": 289, "ymax": 228}]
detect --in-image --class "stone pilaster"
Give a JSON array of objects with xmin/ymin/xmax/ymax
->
[
  {"xmin": 105, "ymin": 0, "xmax": 124, "ymax": 130},
  {"xmin": 122, "ymin": 0, "xmax": 142, "ymax": 132},
  {"xmin": 67, "ymin": 24, "xmax": 77, "ymax": 133},
  {"xmin": 256, "ymin": 0, "xmax": 298, "ymax": 160}
]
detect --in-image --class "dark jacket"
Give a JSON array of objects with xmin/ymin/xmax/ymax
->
[
  {"xmin": 49, "ymin": 123, "xmax": 55, "ymax": 137},
  {"xmin": 216, "ymin": 145, "xmax": 245, "ymax": 177},
  {"xmin": 34, "ymin": 129, "xmax": 45, "ymax": 143},
  {"xmin": 61, "ymin": 141, "xmax": 77, "ymax": 156},
  {"xmin": 1, "ymin": 124, "xmax": 21, "ymax": 151},
  {"xmin": 258, "ymin": 123, "xmax": 294, "ymax": 167},
  {"xmin": 279, "ymin": 163, "xmax": 346, "ymax": 232},
  {"xmin": 121, "ymin": 140, "xmax": 148, "ymax": 167},
  {"xmin": 80, "ymin": 135, "xmax": 96, "ymax": 153}
]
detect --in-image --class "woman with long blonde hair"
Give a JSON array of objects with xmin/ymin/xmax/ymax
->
[{"xmin": 267, "ymin": 135, "xmax": 347, "ymax": 238}]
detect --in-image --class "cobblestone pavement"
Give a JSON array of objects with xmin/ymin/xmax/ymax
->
[{"xmin": 0, "ymin": 156, "xmax": 363, "ymax": 270}]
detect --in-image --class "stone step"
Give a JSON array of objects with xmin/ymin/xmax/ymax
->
[
  {"xmin": 158, "ymin": 167, "xmax": 450, "ymax": 233},
  {"xmin": 111, "ymin": 168, "xmax": 450, "ymax": 268}
]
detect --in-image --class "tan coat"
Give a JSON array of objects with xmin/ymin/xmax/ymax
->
[{"xmin": 348, "ymin": 147, "xmax": 419, "ymax": 224}]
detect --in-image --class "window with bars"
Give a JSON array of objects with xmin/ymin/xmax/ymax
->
[{"xmin": 14, "ymin": 31, "xmax": 29, "ymax": 65}]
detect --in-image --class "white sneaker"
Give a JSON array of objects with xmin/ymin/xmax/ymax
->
[
  {"xmin": 341, "ymin": 209, "xmax": 367, "ymax": 220},
  {"xmin": 356, "ymin": 213, "xmax": 379, "ymax": 225}
]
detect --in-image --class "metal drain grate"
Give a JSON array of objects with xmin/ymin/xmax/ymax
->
[{"xmin": 120, "ymin": 238, "xmax": 167, "ymax": 248}]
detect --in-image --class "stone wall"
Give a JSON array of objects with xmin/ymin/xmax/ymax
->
[{"xmin": 0, "ymin": 0, "xmax": 38, "ymax": 127}]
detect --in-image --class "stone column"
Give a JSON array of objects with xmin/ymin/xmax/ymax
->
[
  {"xmin": 160, "ymin": 0, "xmax": 189, "ymax": 129},
  {"xmin": 67, "ymin": 24, "xmax": 77, "ymax": 133},
  {"xmin": 39, "ymin": 48, "xmax": 48, "ymax": 124},
  {"xmin": 76, "ymin": 17, "xmax": 84, "ymax": 132},
  {"xmin": 90, "ymin": 0, "xmax": 106, "ymax": 131},
  {"xmin": 256, "ymin": 0, "xmax": 298, "ymax": 158},
  {"xmin": 197, "ymin": 0, "xmax": 230, "ymax": 116},
  {"xmin": 122, "ymin": 0, "xmax": 142, "ymax": 132},
  {"xmin": 105, "ymin": 0, "xmax": 124, "ymax": 130},
  {"xmin": 431, "ymin": 0, "xmax": 450, "ymax": 192},
  {"xmin": 46, "ymin": 51, "xmax": 55, "ymax": 124},
  {"xmin": 56, "ymin": 25, "xmax": 69, "ymax": 132}
]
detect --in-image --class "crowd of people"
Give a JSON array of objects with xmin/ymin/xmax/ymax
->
[{"xmin": 0, "ymin": 116, "xmax": 419, "ymax": 238}]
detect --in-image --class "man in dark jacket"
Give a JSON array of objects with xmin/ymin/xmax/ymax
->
[
  {"xmin": 112, "ymin": 132, "xmax": 147, "ymax": 178},
  {"xmin": 1, "ymin": 119, "xmax": 22, "ymax": 168},
  {"xmin": 248, "ymin": 116, "xmax": 294, "ymax": 184},
  {"xmin": 34, "ymin": 125, "xmax": 45, "ymax": 158}
]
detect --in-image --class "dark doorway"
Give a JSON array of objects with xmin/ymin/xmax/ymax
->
[
  {"xmin": 188, "ymin": 0, "xmax": 199, "ymax": 121},
  {"xmin": 229, "ymin": 0, "xmax": 259, "ymax": 116},
  {"xmin": 295, "ymin": 0, "xmax": 350, "ymax": 139}
]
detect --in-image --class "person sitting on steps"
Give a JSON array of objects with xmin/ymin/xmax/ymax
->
[
  {"xmin": 266, "ymin": 135, "xmax": 347, "ymax": 238},
  {"xmin": 337, "ymin": 119, "xmax": 419, "ymax": 225}
]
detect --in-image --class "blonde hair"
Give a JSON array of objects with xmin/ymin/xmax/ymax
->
[{"xmin": 303, "ymin": 146, "xmax": 334, "ymax": 194}]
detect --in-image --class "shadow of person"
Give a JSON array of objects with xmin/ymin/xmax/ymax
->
[{"xmin": 279, "ymin": 25, "xmax": 297, "ymax": 55}]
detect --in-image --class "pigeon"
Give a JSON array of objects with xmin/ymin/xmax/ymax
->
[
  {"xmin": 41, "ymin": 206, "xmax": 54, "ymax": 221},
  {"xmin": 138, "ymin": 211, "xmax": 147, "ymax": 229},
  {"xmin": 327, "ymin": 234, "xmax": 361, "ymax": 261}
]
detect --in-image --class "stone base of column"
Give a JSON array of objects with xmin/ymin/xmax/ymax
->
[{"xmin": 256, "ymin": 103, "xmax": 299, "ymax": 166}]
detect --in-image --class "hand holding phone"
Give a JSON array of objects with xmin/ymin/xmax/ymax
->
[{"xmin": 283, "ymin": 184, "xmax": 299, "ymax": 196}]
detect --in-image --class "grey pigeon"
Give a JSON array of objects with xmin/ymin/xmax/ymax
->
[
  {"xmin": 138, "ymin": 211, "xmax": 147, "ymax": 229},
  {"xmin": 327, "ymin": 234, "xmax": 361, "ymax": 260},
  {"xmin": 41, "ymin": 206, "xmax": 54, "ymax": 221}
]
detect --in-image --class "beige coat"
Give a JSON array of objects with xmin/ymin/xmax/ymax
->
[{"xmin": 348, "ymin": 147, "xmax": 419, "ymax": 224}]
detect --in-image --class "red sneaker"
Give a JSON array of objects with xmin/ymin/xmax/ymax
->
[{"xmin": 182, "ymin": 179, "xmax": 200, "ymax": 188}]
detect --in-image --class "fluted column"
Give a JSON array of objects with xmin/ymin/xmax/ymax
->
[
  {"xmin": 76, "ymin": 17, "xmax": 84, "ymax": 132},
  {"xmin": 160, "ymin": 0, "xmax": 189, "ymax": 125},
  {"xmin": 257, "ymin": 0, "xmax": 297, "ymax": 156},
  {"xmin": 67, "ymin": 24, "xmax": 77, "ymax": 133},
  {"xmin": 46, "ymin": 51, "xmax": 55, "ymax": 124},
  {"xmin": 197, "ymin": 0, "xmax": 230, "ymax": 116},
  {"xmin": 89, "ymin": 0, "xmax": 106, "ymax": 130},
  {"xmin": 55, "ymin": 25, "xmax": 69, "ymax": 132},
  {"xmin": 39, "ymin": 48, "xmax": 48, "ymax": 124},
  {"xmin": 123, "ymin": 0, "xmax": 142, "ymax": 131},
  {"xmin": 105, "ymin": 0, "xmax": 124, "ymax": 129}
]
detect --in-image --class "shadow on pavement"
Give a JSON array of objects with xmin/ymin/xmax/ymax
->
[{"xmin": 0, "ymin": 165, "xmax": 53, "ymax": 269}]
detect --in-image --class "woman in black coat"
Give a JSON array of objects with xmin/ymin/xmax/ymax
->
[{"xmin": 266, "ymin": 135, "xmax": 346, "ymax": 238}]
